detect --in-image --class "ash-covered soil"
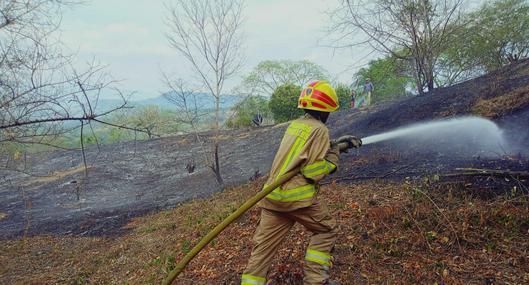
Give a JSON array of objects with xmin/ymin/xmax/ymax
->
[
  {"xmin": 0, "ymin": 127, "xmax": 285, "ymax": 238},
  {"xmin": 1, "ymin": 60, "xmax": 528, "ymax": 239}
]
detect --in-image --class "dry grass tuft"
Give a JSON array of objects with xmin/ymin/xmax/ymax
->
[
  {"xmin": 1, "ymin": 177, "xmax": 529, "ymax": 284},
  {"xmin": 23, "ymin": 164, "xmax": 91, "ymax": 187},
  {"xmin": 473, "ymin": 85, "xmax": 529, "ymax": 118},
  {"xmin": 0, "ymin": 178, "xmax": 264, "ymax": 285}
]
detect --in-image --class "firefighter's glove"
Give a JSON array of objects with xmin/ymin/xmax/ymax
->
[{"xmin": 331, "ymin": 135, "xmax": 362, "ymax": 153}]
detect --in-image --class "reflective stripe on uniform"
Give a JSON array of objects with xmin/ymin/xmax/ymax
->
[
  {"xmin": 278, "ymin": 135, "xmax": 305, "ymax": 176},
  {"xmin": 241, "ymin": 274, "xmax": 266, "ymax": 285},
  {"xmin": 301, "ymin": 160, "xmax": 336, "ymax": 178},
  {"xmin": 265, "ymin": 121, "xmax": 316, "ymax": 202},
  {"xmin": 278, "ymin": 122, "xmax": 312, "ymax": 176},
  {"xmin": 266, "ymin": 184, "xmax": 316, "ymax": 202},
  {"xmin": 305, "ymin": 248, "xmax": 332, "ymax": 267}
]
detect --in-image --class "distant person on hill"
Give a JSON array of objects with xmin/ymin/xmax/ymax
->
[
  {"xmin": 350, "ymin": 89, "xmax": 356, "ymax": 108},
  {"xmin": 241, "ymin": 80, "xmax": 362, "ymax": 285},
  {"xmin": 363, "ymin": 78, "xmax": 374, "ymax": 106}
]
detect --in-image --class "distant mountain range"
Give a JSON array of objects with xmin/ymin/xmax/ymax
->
[{"xmin": 92, "ymin": 93, "xmax": 244, "ymax": 114}]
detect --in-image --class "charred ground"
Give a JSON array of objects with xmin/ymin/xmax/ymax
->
[
  {"xmin": 1, "ymin": 60, "xmax": 529, "ymax": 239},
  {"xmin": 1, "ymin": 59, "xmax": 529, "ymax": 284}
]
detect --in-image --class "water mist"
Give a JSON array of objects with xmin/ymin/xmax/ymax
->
[{"xmin": 360, "ymin": 117, "xmax": 507, "ymax": 156}]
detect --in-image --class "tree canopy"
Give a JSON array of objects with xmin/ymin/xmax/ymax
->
[
  {"xmin": 332, "ymin": 0, "xmax": 464, "ymax": 94},
  {"xmin": 334, "ymin": 0, "xmax": 529, "ymax": 96},
  {"xmin": 269, "ymin": 84, "xmax": 303, "ymax": 123},
  {"xmin": 238, "ymin": 60, "xmax": 329, "ymax": 97},
  {"xmin": 461, "ymin": 0, "xmax": 529, "ymax": 72},
  {"xmin": 355, "ymin": 56, "xmax": 415, "ymax": 103},
  {"xmin": 334, "ymin": 83, "xmax": 352, "ymax": 110},
  {"xmin": 226, "ymin": 96, "xmax": 272, "ymax": 128}
]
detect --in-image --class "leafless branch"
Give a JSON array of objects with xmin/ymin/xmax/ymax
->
[
  {"xmin": 0, "ymin": 1, "xmax": 152, "ymax": 177},
  {"xmin": 329, "ymin": 0, "xmax": 464, "ymax": 94},
  {"xmin": 165, "ymin": 0, "xmax": 245, "ymax": 185},
  {"xmin": 161, "ymin": 73, "xmax": 214, "ymax": 173}
]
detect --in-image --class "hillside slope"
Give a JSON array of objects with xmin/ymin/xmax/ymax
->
[
  {"xmin": 1, "ymin": 176, "xmax": 528, "ymax": 284},
  {"xmin": 1, "ymin": 60, "xmax": 528, "ymax": 239},
  {"xmin": 0, "ymin": 61, "xmax": 529, "ymax": 284}
]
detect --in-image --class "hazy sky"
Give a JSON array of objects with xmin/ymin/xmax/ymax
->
[{"xmin": 61, "ymin": 0, "xmax": 376, "ymax": 100}]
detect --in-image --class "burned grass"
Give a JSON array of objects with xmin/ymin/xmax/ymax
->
[
  {"xmin": 3, "ymin": 60, "xmax": 529, "ymax": 240},
  {"xmin": 1, "ymin": 176, "xmax": 528, "ymax": 284}
]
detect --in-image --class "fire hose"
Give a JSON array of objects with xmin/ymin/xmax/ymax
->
[{"xmin": 162, "ymin": 142, "xmax": 351, "ymax": 285}]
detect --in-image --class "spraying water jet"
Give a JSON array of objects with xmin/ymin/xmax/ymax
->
[
  {"xmin": 361, "ymin": 117, "xmax": 506, "ymax": 153},
  {"xmin": 164, "ymin": 117, "xmax": 508, "ymax": 283}
]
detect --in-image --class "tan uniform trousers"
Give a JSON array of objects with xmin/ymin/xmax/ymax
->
[{"xmin": 242, "ymin": 200, "xmax": 337, "ymax": 285}]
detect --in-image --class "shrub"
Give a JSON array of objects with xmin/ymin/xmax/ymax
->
[{"xmin": 269, "ymin": 84, "xmax": 303, "ymax": 123}]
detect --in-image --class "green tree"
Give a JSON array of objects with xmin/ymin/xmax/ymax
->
[
  {"xmin": 355, "ymin": 56, "xmax": 414, "ymax": 103},
  {"xmin": 461, "ymin": 0, "xmax": 529, "ymax": 72},
  {"xmin": 238, "ymin": 60, "xmax": 329, "ymax": 96},
  {"xmin": 226, "ymin": 96, "xmax": 271, "ymax": 128},
  {"xmin": 434, "ymin": 0, "xmax": 529, "ymax": 85},
  {"xmin": 131, "ymin": 107, "xmax": 179, "ymax": 138},
  {"xmin": 434, "ymin": 31, "xmax": 481, "ymax": 87},
  {"xmin": 332, "ymin": 0, "xmax": 465, "ymax": 94},
  {"xmin": 269, "ymin": 84, "xmax": 303, "ymax": 123},
  {"xmin": 108, "ymin": 127, "xmax": 128, "ymax": 143},
  {"xmin": 0, "ymin": 142, "xmax": 26, "ymax": 168},
  {"xmin": 334, "ymin": 83, "xmax": 352, "ymax": 110},
  {"xmin": 100, "ymin": 106, "xmax": 179, "ymax": 144}
]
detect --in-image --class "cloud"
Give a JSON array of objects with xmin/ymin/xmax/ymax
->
[
  {"xmin": 60, "ymin": 0, "xmax": 377, "ymax": 99},
  {"xmin": 63, "ymin": 21, "xmax": 173, "ymax": 56}
]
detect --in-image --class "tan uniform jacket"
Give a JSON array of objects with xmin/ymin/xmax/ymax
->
[{"xmin": 258, "ymin": 114, "xmax": 339, "ymax": 212}]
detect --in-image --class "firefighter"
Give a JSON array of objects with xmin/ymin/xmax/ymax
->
[
  {"xmin": 363, "ymin": 78, "xmax": 374, "ymax": 106},
  {"xmin": 241, "ymin": 80, "xmax": 362, "ymax": 285}
]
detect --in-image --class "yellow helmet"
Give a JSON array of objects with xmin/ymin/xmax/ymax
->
[{"xmin": 298, "ymin": 80, "xmax": 339, "ymax": 112}]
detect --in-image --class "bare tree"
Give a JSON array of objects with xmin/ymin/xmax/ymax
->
[
  {"xmin": 165, "ymin": 0, "xmax": 245, "ymax": 184},
  {"xmin": 0, "ymin": 1, "xmax": 147, "ymax": 174},
  {"xmin": 162, "ymin": 76, "xmax": 204, "ymax": 131},
  {"xmin": 331, "ymin": 0, "xmax": 464, "ymax": 94},
  {"xmin": 162, "ymin": 75, "xmax": 215, "ymax": 175}
]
